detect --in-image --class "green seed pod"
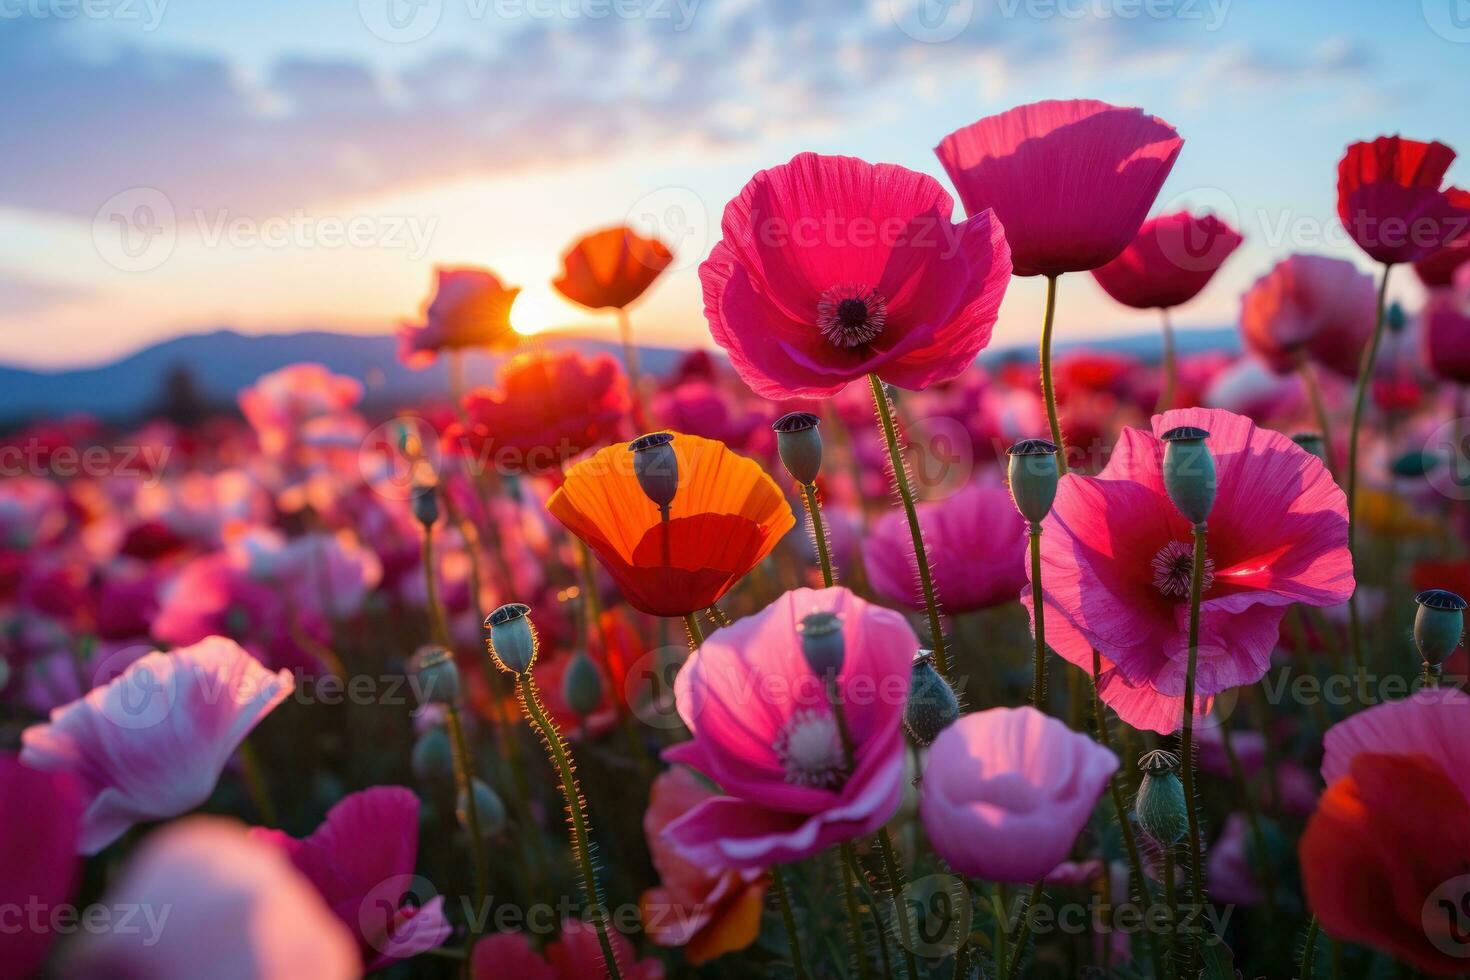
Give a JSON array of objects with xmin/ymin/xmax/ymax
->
[
  {"xmin": 411, "ymin": 725, "xmax": 455, "ymax": 784},
  {"xmin": 409, "ymin": 645, "xmax": 459, "ymax": 705},
  {"xmin": 1415, "ymin": 589, "xmax": 1466, "ymax": 668},
  {"xmin": 1290, "ymin": 433, "xmax": 1327, "ymax": 466},
  {"xmin": 1386, "ymin": 301, "xmax": 1408, "ymax": 333},
  {"xmin": 563, "ymin": 650, "xmax": 605, "ymax": 719},
  {"xmin": 458, "ymin": 778, "xmax": 507, "ymax": 838},
  {"xmin": 629, "ymin": 432, "xmax": 679, "ymax": 514},
  {"xmin": 0, "ymin": 654, "xmax": 9, "ymax": 693},
  {"xmin": 773, "ymin": 411, "xmax": 823, "ymax": 486},
  {"xmin": 487, "ymin": 602, "xmax": 537, "ymax": 674},
  {"xmin": 904, "ymin": 652, "xmax": 960, "ymax": 746},
  {"xmin": 1006, "ymin": 438, "xmax": 1060, "ymax": 523},
  {"xmin": 411, "ymin": 481, "xmax": 440, "ymax": 528},
  {"xmin": 1391, "ymin": 450, "xmax": 1440, "ymax": 479},
  {"xmin": 1135, "ymin": 749, "xmax": 1188, "ymax": 845},
  {"xmin": 1160, "ymin": 426, "xmax": 1216, "ymax": 525},
  {"xmin": 797, "ymin": 611, "xmax": 845, "ymax": 680}
]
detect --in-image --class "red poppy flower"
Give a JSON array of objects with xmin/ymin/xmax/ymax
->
[
  {"xmin": 553, "ymin": 226, "xmax": 673, "ymax": 310},
  {"xmin": 399, "ymin": 267, "xmax": 519, "ymax": 367},
  {"xmin": 546, "ymin": 433, "xmax": 794, "ymax": 617},
  {"xmin": 1337, "ymin": 137, "xmax": 1470, "ymax": 266},
  {"xmin": 1091, "ymin": 211, "xmax": 1243, "ymax": 309},
  {"xmin": 445, "ymin": 350, "xmax": 630, "ymax": 476}
]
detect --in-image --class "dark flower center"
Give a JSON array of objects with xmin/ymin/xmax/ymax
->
[
  {"xmin": 817, "ymin": 284, "xmax": 887, "ymax": 348},
  {"xmin": 1151, "ymin": 540, "xmax": 1215, "ymax": 599}
]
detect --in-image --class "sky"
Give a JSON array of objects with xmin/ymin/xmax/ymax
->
[{"xmin": 2, "ymin": 0, "xmax": 1469, "ymax": 369}]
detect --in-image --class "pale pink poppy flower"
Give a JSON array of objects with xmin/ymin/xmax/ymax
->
[
  {"xmin": 0, "ymin": 755, "xmax": 82, "ymax": 979},
  {"xmin": 21, "ymin": 637, "xmax": 294, "ymax": 854},
  {"xmin": 1024, "ymin": 408, "xmax": 1353, "ymax": 733},
  {"xmin": 662, "ymin": 587, "xmax": 916, "ymax": 870},
  {"xmin": 1239, "ymin": 255, "xmax": 1377, "ymax": 379},
  {"xmin": 251, "ymin": 786, "xmax": 450, "ymax": 969},
  {"xmin": 228, "ymin": 528, "xmax": 383, "ymax": 621},
  {"xmin": 864, "ymin": 481, "xmax": 1028, "ymax": 613},
  {"xmin": 63, "ymin": 817, "xmax": 359, "ymax": 979},
  {"xmin": 1321, "ymin": 686, "xmax": 1470, "ymax": 795},
  {"xmin": 238, "ymin": 363, "xmax": 363, "ymax": 457},
  {"xmin": 919, "ymin": 706, "xmax": 1118, "ymax": 882},
  {"xmin": 936, "ymin": 99, "xmax": 1183, "ymax": 277}
]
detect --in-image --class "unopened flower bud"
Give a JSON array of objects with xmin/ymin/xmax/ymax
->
[
  {"xmin": 773, "ymin": 412, "xmax": 823, "ymax": 486},
  {"xmin": 1007, "ymin": 438, "xmax": 1060, "ymax": 523},
  {"xmin": 487, "ymin": 602, "xmax": 537, "ymax": 674},
  {"xmin": 563, "ymin": 650, "xmax": 604, "ymax": 719},
  {"xmin": 1135, "ymin": 749, "xmax": 1188, "ymax": 845},
  {"xmin": 797, "ymin": 611, "xmax": 845, "ymax": 680},
  {"xmin": 630, "ymin": 432, "xmax": 679, "ymax": 515},
  {"xmin": 410, "ymin": 645, "xmax": 459, "ymax": 705},
  {"xmin": 1415, "ymin": 589, "xmax": 1466, "ymax": 668},
  {"xmin": 904, "ymin": 652, "xmax": 960, "ymax": 746},
  {"xmin": 1386, "ymin": 301, "xmax": 1408, "ymax": 333},
  {"xmin": 458, "ymin": 778, "xmax": 507, "ymax": 838},
  {"xmin": 1160, "ymin": 426, "xmax": 1215, "ymax": 525},
  {"xmin": 1390, "ymin": 450, "xmax": 1438, "ymax": 479},
  {"xmin": 411, "ymin": 726, "xmax": 455, "ymax": 784},
  {"xmin": 411, "ymin": 482, "xmax": 440, "ymax": 528},
  {"xmin": 1290, "ymin": 433, "xmax": 1327, "ymax": 465}
]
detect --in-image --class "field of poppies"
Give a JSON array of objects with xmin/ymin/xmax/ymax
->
[{"xmin": 5, "ymin": 99, "xmax": 1470, "ymax": 980}]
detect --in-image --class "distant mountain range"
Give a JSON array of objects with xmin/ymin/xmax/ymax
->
[{"xmin": 0, "ymin": 325, "xmax": 1240, "ymax": 425}]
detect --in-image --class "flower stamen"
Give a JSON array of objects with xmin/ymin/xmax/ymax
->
[
  {"xmin": 817, "ymin": 284, "xmax": 887, "ymax": 349},
  {"xmin": 775, "ymin": 709, "xmax": 848, "ymax": 789},
  {"xmin": 1151, "ymin": 539, "xmax": 1214, "ymax": 599}
]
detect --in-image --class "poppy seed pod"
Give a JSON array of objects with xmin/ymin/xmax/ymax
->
[
  {"xmin": 773, "ymin": 412, "xmax": 823, "ymax": 486},
  {"xmin": 904, "ymin": 652, "xmax": 960, "ymax": 746},
  {"xmin": 1291, "ymin": 433, "xmax": 1328, "ymax": 466},
  {"xmin": 1386, "ymin": 300, "xmax": 1408, "ymax": 333},
  {"xmin": 1390, "ymin": 450, "xmax": 1440, "ymax": 479},
  {"xmin": 411, "ymin": 481, "xmax": 440, "ymax": 528},
  {"xmin": 411, "ymin": 725, "xmax": 455, "ymax": 785},
  {"xmin": 1414, "ymin": 589, "xmax": 1466, "ymax": 667},
  {"xmin": 797, "ymin": 611, "xmax": 845, "ymax": 680},
  {"xmin": 1007, "ymin": 438, "xmax": 1060, "ymax": 523},
  {"xmin": 1135, "ymin": 749, "xmax": 1188, "ymax": 845},
  {"xmin": 563, "ymin": 650, "xmax": 604, "ymax": 719},
  {"xmin": 1160, "ymin": 426, "xmax": 1216, "ymax": 525},
  {"xmin": 410, "ymin": 645, "xmax": 459, "ymax": 705},
  {"xmin": 630, "ymin": 432, "xmax": 679, "ymax": 515},
  {"xmin": 458, "ymin": 778, "xmax": 507, "ymax": 838},
  {"xmin": 487, "ymin": 602, "xmax": 537, "ymax": 674}
]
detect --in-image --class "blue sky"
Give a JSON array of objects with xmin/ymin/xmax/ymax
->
[{"xmin": 2, "ymin": 0, "xmax": 1469, "ymax": 367}]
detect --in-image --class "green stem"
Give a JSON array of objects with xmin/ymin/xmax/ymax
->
[
  {"xmin": 804, "ymin": 483, "xmax": 836, "ymax": 588},
  {"xmin": 1029, "ymin": 523, "xmax": 1047, "ymax": 709},
  {"xmin": 1220, "ymin": 725, "xmax": 1279, "ymax": 917},
  {"xmin": 616, "ymin": 307, "xmax": 649, "ymax": 431},
  {"xmin": 839, "ymin": 844, "xmax": 875, "ymax": 980},
  {"xmin": 1300, "ymin": 915, "xmax": 1320, "ymax": 979},
  {"xmin": 444, "ymin": 702, "xmax": 487, "ymax": 951},
  {"xmin": 1039, "ymin": 274, "xmax": 1068, "ymax": 475},
  {"xmin": 995, "ymin": 883, "xmax": 1010, "ymax": 973},
  {"xmin": 1003, "ymin": 881, "xmax": 1044, "ymax": 980},
  {"xmin": 951, "ymin": 941, "xmax": 971, "ymax": 980},
  {"xmin": 421, "ymin": 529, "xmax": 452, "ymax": 647},
  {"xmin": 1180, "ymin": 523, "xmax": 1209, "ymax": 953},
  {"xmin": 1297, "ymin": 355, "xmax": 1337, "ymax": 477},
  {"xmin": 875, "ymin": 828, "xmax": 921, "ymax": 980},
  {"xmin": 1163, "ymin": 846, "xmax": 1178, "ymax": 980},
  {"xmin": 682, "ymin": 612, "xmax": 704, "ymax": 650},
  {"xmin": 1157, "ymin": 306, "xmax": 1177, "ymax": 415},
  {"xmin": 771, "ymin": 866, "xmax": 812, "ymax": 980},
  {"xmin": 517, "ymin": 673, "xmax": 623, "ymax": 980},
  {"xmin": 846, "ymin": 846, "xmax": 894, "ymax": 978},
  {"xmin": 868, "ymin": 373, "xmax": 949, "ymax": 678},
  {"xmin": 237, "ymin": 739, "xmax": 277, "ymax": 827},
  {"xmin": 1345, "ymin": 263, "xmax": 1393, "ymax": 691}
]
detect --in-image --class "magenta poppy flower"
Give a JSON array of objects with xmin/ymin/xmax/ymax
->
[
  {"xmin": 662, "ymin": 587, "xmax": 916, "ymax": 869},
  {"xmin": 64, "ymin": 817, "xmax": 360, "ymax": 979},
  {"xmin": 1239, "ymin": 254, "xmax": 1377, "ymax": 379},
  {"xmin": 935, "ymin": 99, "xmax": 1183, "ymax": 277},
  {"xmin": 1337, "ymin": 136, "xmax": 1470, "ymax": 266},
  {"xmin": 1415, "ymin": 230, "xmax": 1470, "ymax": 287},
  {"xmin": 21, "ymin": 636, "xmax": 294, "ymax": 853},
  {"xmin": 864, "ymin": 481, "xmax": 1028, "ymax": 613},
  {"xmin": 919, "ymin": 706, "xmax": 1118, "ymax": 883},
  {"xmin": 1091, "ymin": 211, "xmax": 1243, "ymax": 310},
  {"xmin": 0, "ymin": 755, "xmax": 81, "ymax": 980},
  {"xmin": 471, "ymin": 922, "xmax": 665, "ymax": 980},
  {"xmin": 701, "ymin": 152, "xmax": 1011, "ymax": 398},
  {"xmin": 1423, "ymin": 269, "xmax": 1470, "ymax": 384},
  {"xmin": 251, "ymin": 786, "xmax": 450, "ymax": 968},
  {"xmin": 1024, "ymin": 408, "xmax": 1353, "ymax": 734}
]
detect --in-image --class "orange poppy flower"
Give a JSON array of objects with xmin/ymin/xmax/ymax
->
[
  {"xmin": 552, "ymin": 226, "xmax": 673, "ymax": 310},
  {"xmin": 546, "ymin": 433, "xmax": 794, "ymax": 617}
]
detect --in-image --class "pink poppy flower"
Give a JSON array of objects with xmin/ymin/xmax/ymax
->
[
  {"xmin": 1207, "ymin": 813, "xmax": 1263, "ymax": 907},
  {"xmin": 1337, "ymin": 136, "xmax": 1470, "ymax": 266},
  {"xmin": 471, "ymin": 922, "xmax": 665, "ymax": 980},
  {"xmin": 662, "ymin": 587, "xmax": 915, "ymax": 869},
  {"xmin": 1423, "ymin": 268, "xmax": 1470, "ymax": 384},
  {"xmin": 64, "ymin": 817, "xmax": 360, "ymax": 980},
  {"xmin": 1415, "ymin": 229, "xmax": 1470, "ymax": 287},
  {"xmin": 1239, "ymin": 254, "xmax": 1377, "ymax": 379},
  {"xmin": 0, "ymin": 755, "xmax": 81, "ymax": 980},
  {"xmin": 21, "ymin": 637, "xmax": 294, "ymax": 854},
  {"xmin": 238, "ymin": 363, "xmax": 363, "ymax": 458},
  {"xmin": 1024, "ymin": 408, "xmax": 1353, "ymax": 734},
  {"xmin": 935, "ymin": 99, "xmax": 1183, "ymax": 277},
  {"xmin": 1091, "ymin": 211, "xmax": 1243, "ymax": 309},
  {"xmin": 640, "ymin": 767, "xmax": 770, "ymax": 965},
  {"xmin": 651, "ymin": 379, "xmax": 773, "ymax": 455},
  {"xmin": 919, "ymin": 706, "xmax": 1118, "ymax": 883},
  {"xmin": 229, "ymin": 528, "xmax": 383, "ymax": 621},
  {"xmin": 399, "ymin": 266, "xmax": 520, "ymax": 367},
  {"xmin": 251, "ymin": 786, "xmax": 450, "ymax": 968},
  {"xmin": 863, "ymin": 481, "xmax": 1028, "ymax": 613},
  {"xmin": 701, "ymin": 152, "xmax": 1011, "ymax": 398}
]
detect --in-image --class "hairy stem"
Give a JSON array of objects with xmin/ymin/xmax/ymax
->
[
  {"xmin": 1039, "ymin": 274, "xmax": 1068, "ymax": 474},
  {"xmin": 804, "ymin": 483, "xmax": 836, "ymax": 588}
]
